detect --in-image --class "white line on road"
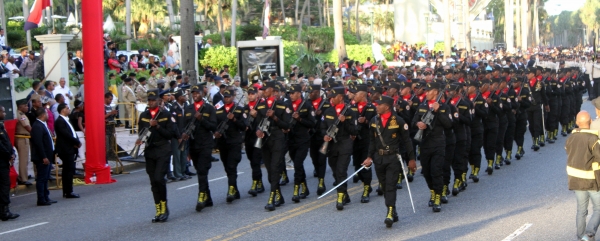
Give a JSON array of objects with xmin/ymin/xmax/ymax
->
[
  {"xmin": 502, "ymin": 223, "xmax": 533, "ymax": 241},
  {"xmin": 0, "ymin": 222, "xmax": 49, "ymax": 236},
  {"xmin": 177, "ymin": 172, "xmax": 244, "ymax": 190}
]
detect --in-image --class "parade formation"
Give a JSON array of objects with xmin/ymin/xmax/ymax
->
[{"xmin": 130, "ymin": 51, "xmax": 592, "ymax": 228}]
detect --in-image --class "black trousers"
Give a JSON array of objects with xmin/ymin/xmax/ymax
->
[
  {"xmin": 527, "ymin": 106, "xmax": 543, "ymax": 138},
  {"xmin": 514, "ymin": 114, "xmax": 528, "ymax": 147},
  {"xmin": 373, "ymin": 154, "xmax": 400, "ymax": 207},
  {"xmin": 352, "ymin": 142, "xmax": 372, "ymax": 185},
  {"xmin": 592, "ymin": 78, "xmax": 600, "ymax": 97},
  {"xmin": 34, "ymin": 161, "xmax": 50, "ymax": 203},
  {"xmin": 310, "ymin": 138, "xmax": 327, "ymax": 179},
  {"xmin": 560, "ymin": 97, "xmax": 571, "ymax": 127},
  {"xmin": 421, "ymin": 147, "xmax": 445, "ymax": 194},
  {"xmin": 495, "ymin": 117, "xmax": 508, "ymax": 157},
  {"xmin": 245, "ymin": 138, "xmax": 263, "ymax": 181},
  {"xmin": 218, "ymin": 143, "xmax": 242, "ymax": 188},
  {"xmin": 504, "ymin": 113, "xmax": 516, "ymax": 152},
  {"xmin": 289, "ymin": 143, "xmax": 310, "ymax": 185},
  {"xmin": 547, "ymin": 98, "xmax": 561, "ymax": 131},
  {"xmin": 483, "ymin": 126, "xmax": 498, "ymax": 160},
  {"xmin": 0, "ymin": 164, "xmax": 9, "ymax": 206},
  {"xmin": 327, "ymin": 139, "xmax": 353, "ymax": 193},
  {"xmin": 469, "ymin": 131, "xmax": 483, "ymax": 169},
  {"xmin": 452, "ymin": 140, "xmax": 467, "ymax": 181},
  {"xmin": 575, "ymin": 93, "xmax": 583, "ymax": 115},
  {"xmin": 145, "ymin": 153, "xmax": 170, "ymax": 204},
  {"xmin": 262, "ymin": 137, "xmax": 285, "ymax": 192},
  {"xmin": 464, "ymin": 127, "xmax": 471, "ymax": 166},
  {"xmin": 190, "ymin": 148, "xmax": 213, "ymax": 193},
  {"xmin": 58, "ymin": 153, "xmax": 76, "ymax": 195},
  {"xmin": 443, "ymin": 142, "xmax": 455, "ymax": 186},
  {"xmin": 570, "ymin": 94, "xmax": 577, "ymax": 120}
]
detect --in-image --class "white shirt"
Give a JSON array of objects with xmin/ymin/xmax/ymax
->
[
  {"xmin": 5, "ymin": 62, "xmax": 18, "ymax": 80},
  {"xmin": 209, "ymin": 86, "xmax": 220, "ymax": 102},
  {"xmin": 37, "ymin": 119, "xmax": 54, "ymax": 150},
  {"xmin": 60, "ymin": 115, "xmax": 77, "ymax": 138},
  {"xmin": 0, "ymin": 34, "xmax": 5, "ymax": 46},
  {"xmin": 53, "ymin": 85, "xmax": 73, "ymax": 105}
]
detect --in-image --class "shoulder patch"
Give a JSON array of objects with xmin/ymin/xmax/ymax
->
[
  {"xmin": 185, "ymin": 113, "xmax": 192, "ymax": 117},
  {"xmin": 458, "ymin": 106, "xmax": 468, "ymax": 109},
  {"xmin": 325, "ymin": 115, "xmax": 335, "ymax": 119},
  {"xmin": 419, "ymin": 109, "xmax": 427, "ymax": 113},
  {"xmin": 216, "ymin": 110, "xmax": 224, "ymax": 114},
  {"xmin": 203, "ymin": 113, "xmax": 210, "ymax": 117},
  {"xmin": 276, "ymin": 105, "xmax": 286, "ymax": 110},
  {"xmin": 234, "ymin": 110, "xmax": 242, "ymax": 113}
]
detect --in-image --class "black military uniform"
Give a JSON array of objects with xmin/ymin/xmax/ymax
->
[
  {"xmin": 350, "ymin": 84, "xmax": 377, "ymax": 203},
  {"xmin": 466, "ymin": 81, "xmax": 488, "ymax": 182},
  {"xmin": 493, "ymin": 78, "xmax": 511, "ymax": 169},
  {"xmin": 480, "ymin": 79, "xmax": 501, "ymax": 175},
  {"xmin": 393, "ymin": 81, "xmax": 413, "ymax": 189},
  {"xmin": 215, "ymin": 89, "xmax": 247, "ymax": 203},
  {"xmin": 440, "ymin": 84, "xmax": 456, "ymax": 203},
  {"xmin": 256, "ymin": 81, "xmax": 292, "ymax": 211},
  {"xmin": 366, "ymin": 96, "xmax": 415, "ymax": 228},
  {"xmin": 559, "ymin": 69, "xmax": 572, "ymax": 136},
  {"xmin": 503, "ymin": 77, "xmax": 518, "ymax": 163},
  {"xmin": 308, "ymin": 85, "xmax": 330, "ymax": 195},
  {"xmin": 544, "ymin": 69, "xmax": 561, "ymax": 143},
  {"xmin": 446, "ymin": 83, "xmax": 470, "ymax": 195},
  {"xmin": 184, "ymin": 85, "xmax": 217, "ymax": 212},
  {"xmin": 243, "ymin": 87, "xmax": 265, "ymax": 196},
  {"xmin": 138, "ymin": 89, "xmax": 177, "ymax": 223},
  {"xmin": 287, "ymin": 84, "xmax": 316, "ymax": 203},
  {"xmin": 0, "ymin": 119, "xmax": 18, "ymax": 221},
  {"xmin": 411, "ymin": 82, "xmax": 453, "ymax": 212},
  {"xmin": 321, "ymin": 87, "xmax": 357, "ymax": 210},
  {"xmin": 526, "ymin": 67, "xmax": 548, "ymax": 150},
  {"xmin": 513, "ymin": 76, "xmax": 532, "ymax": 160}
]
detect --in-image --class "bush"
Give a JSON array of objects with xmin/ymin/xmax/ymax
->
[
  {"xmin": 14, "ymin": 77, "xmax": 36, "ymax": 92},
  {"xmin": 320, "ymin": 44, "xmax": 375, "ymax": 65},
  {"xmin": 199, "ymin": 45, "xmax": 238, "ymax": 76},
  {"xmin": 239, "ymin": 25, "xmax": 263, "ymax": 41},
  {"xmin": 433, "ymin": 42, "xmax": 445, "ymax": 53}
]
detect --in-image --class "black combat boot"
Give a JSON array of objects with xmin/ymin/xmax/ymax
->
[
  {"xmin": 432, "ymin": 194, "xmax": 441, "ymax": 212},
  {"xmin": 265, "ymin": 192, "xmax": 276, "ymax": 211},
  {"xmin": 274, "ymin": 189, "xmax": 285, "ymax": 207},
  {"xmin": 248, "ymin": 180, "xmax": 259, "ymax": 197},
  {"xmin": 158, "ymin": 200, "xmax": 169, "ymax": 222},
  {"xmin": 384, "ymin": 206, "xmax": 395, "ymax": 228},
  {"xmin": 360, "ymin": 185, "xmax": 371, "ymax": 203},
  {"xmin": 299, "ymin": 182, "xmax": 309, "ymax": 199},
  {"xmin": 336, "ymin": 193, "xmax": 345, "ymax": 211},
  {"xmin": 152, "ymin": 203, "xmax": 161, "ymax": 223},
  {"xmin": 292, "ymin": 185, "xmax": 301, "ymax": 203},
  {"xmin": 440, "ymin": 185, "xmax": 449, "ymax": 204},
  {"xmin": 316, "ymin": 178, "xmax": 326, "ymax": 196},
  {"xmin": 279, "ymin": 172, "xmax": 289, "ymax": 186}
]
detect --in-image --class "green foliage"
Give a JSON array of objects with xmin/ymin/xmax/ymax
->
[
  {"xmin": 199, "ymin": 46, "xmax": 238, "ymax": 76},
  {"xmin": 69, "ymin": 73, "xmax": 83, "ymax": 88},
  {"xmin": 295, "ymin": 52, "xmax": 324, "ymax": 77},
  {"xmin": 239, "ymin": 25, "xmax": 263, "ymax": 41},
  {"xmin": 283, "ymin": 41, "xmax": 305, "ymax": 74},
  {"xmin": 131, "ymin": 38, "xmax": 166, "ymax": 56},
  {"xmin": 14, "ymin": 77, "xmax": 35, "ymax": 92}
]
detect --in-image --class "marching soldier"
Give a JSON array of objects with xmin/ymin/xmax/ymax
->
[
  {"xmin": 446, "ymin": 83, "xmax": 470, "ymax": 195},
  {"xmin": 392, "ymin": 81, "xmax": 412, "ymax": 189},
  {"xmin": 362, "ymin": 95, "xmax": 415, "ymax": 228},
  {"xmin": 255, "ymin": 82, "xmax": 291, "ymax": 211},
  {"xmin": 494, "ymin": 78, "xmax": 511, "ymax": 169},
  {"xmin": 412, "ymin": 82, "xmax": 452, "ymax": 212},
  {"xmin": 321, "ymin": 87, "xmax": 357, "ymax": 210},
  {"xmin": 512, "ymin": 76, "xmax": 532, "ymax": 160},
  {"xmin": 183, "ymin": 84, "xmax": 217, "ymax": 212},
  {"xmin": 526, "ymin": 67, "xmax": 548, "ymax": 151},
  {"xmin": 137, "ymin": 89, "xmax": 177, "ymax": 223},
  {"xmin": 287, "ymin": 84, "xmax": 316, "ymax": 203},
  {"xmin": 214, "ymin": 89, "xmax": 247, "ymax": 203},
  {"xmin": 0, "ymin": 106, "xmax": 19, "ymax": 221},
  {"xmin": 544, "ymin": 68, "xmax": 561, "ymax": 143},
  {"xmin": 351, "ymin": 84, "xmax": 376, "ymax": 203},
  {"xmin": 121, "ymin": 78, "xmax": 137, "ymax": 130},
  {"xmin": 170, "ymin": 90, "xmax": 190, "ymax": 181},
  {"xmin": 308, "ymin": 84, "xmax": 330, "ymax": 195},
  {"xmin": 559, "ymin": 68, "xmax": 572, "ymax": 136},
  {"xmin": 503, "ymin": 76, "xmax": 518, "ymax": 163},
  {"xmin": 441, "ymin": 83, "xmax": 456, "ymax": 203},
  {"xmin": 244, "ymin": 86, "xmax": 265, "ymax": 196},
  {"xmin": 466, "ymin": 81, "xmax": 487, "ymax": 183},
  {"xmin": 480, "ymin": 78, "xmax": 501, "ymax": 175}
]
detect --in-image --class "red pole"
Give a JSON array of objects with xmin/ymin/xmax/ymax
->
[{"xmin": 82, "ymin": 0, "xmax": 114, "ymax": 184}]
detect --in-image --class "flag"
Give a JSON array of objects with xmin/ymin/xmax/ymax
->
[
  {"xmin": 262, "ymin": 0, "xmax": 270, "ymax": 39},
  {"xmin": 24, "ymin": 0, "xmax": 52, "ymax": 31}
]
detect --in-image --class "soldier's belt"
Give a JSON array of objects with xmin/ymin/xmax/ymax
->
[{"xmin": 378, "ymin": 149, "xmax": 398, "ymax": 156}]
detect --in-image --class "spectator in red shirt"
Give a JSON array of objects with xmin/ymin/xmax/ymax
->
[{"xmin": 107, "ymin": 52, "xmax": 121, "ymax": 73}]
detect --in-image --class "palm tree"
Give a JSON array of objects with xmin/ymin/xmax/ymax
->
[
  {"xmin": 333, "ymin": 0, "xmax": 346, "ymax": 63},
  {"xmin": 180, "ymin": 0, "xmax": 197, "ymax": 84},
  {"xmin": 231, "ymin": 0, "xmax": 238, "ymax": 46},
  {"xmin": 218, "ymin": 0, "xmax": 225, "ymax": 45}
]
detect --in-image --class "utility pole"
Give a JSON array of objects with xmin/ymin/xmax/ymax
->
[
  {"xmin": 505, "ymin": 0, "xmax": 514, "ymax": 51},
  {"xmin": 443, "ymin": 0, "xmax": 452, "ymax": 59}
]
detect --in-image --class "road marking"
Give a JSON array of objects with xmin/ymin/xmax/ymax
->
[
  {"xmin": 502, "ymin": 223, "xmax": 533, "ymax": 241},
  {"xmin": 206, "ymin": 182, "xmax": 378, "ymax": 241},
  {"xmin": 0, "ymin": 222, "xmax": 49, "ymax": 236},
  {"xmin": 177, "ymin": 172, "xmax": 244, "ymax": 190}
]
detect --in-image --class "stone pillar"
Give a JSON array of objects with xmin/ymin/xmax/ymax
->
[
  {"xmin": 171, "ymin": 35, "xmax": 200, "ymax": 78},
  {"xmin": 34, "ymin": 34, "xmax": 74, "ymax": 88}
]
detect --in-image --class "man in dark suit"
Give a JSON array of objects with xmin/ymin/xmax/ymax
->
[
  {"xmin": 0, "ymin": 106, "xmax": 19, "ymax": 220},
  {"xmin": 30, "ymin": 108, "xmax": 55, "ymax": 206},
  {"xmin": 212, "ymin": 84, "xmax": 226, "ymax": 106},
  {"xmin": 54, "ymin": 103, "xmax": 81, "ymax": 198}
]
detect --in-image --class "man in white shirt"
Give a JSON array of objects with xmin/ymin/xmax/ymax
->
[
  {"xmin": 0, "ymin": 29, "xmax": 9, "ymax": 52},
  {"xmin": 209, "ymin": 77, "xmax": 222, "ymax": 102},
  {"xmin": 53, "ymin": 78, "xmax": 73, "ymax": 107}
]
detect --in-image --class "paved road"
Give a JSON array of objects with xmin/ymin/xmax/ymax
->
[{"xmin": 0, "ymin": 101, "xmax": 592, "ymax": 241}]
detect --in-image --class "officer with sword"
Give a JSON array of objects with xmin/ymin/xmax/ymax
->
[{"xmin": 362, "ymin": 95, "xmax": 416, "ymax": 228}]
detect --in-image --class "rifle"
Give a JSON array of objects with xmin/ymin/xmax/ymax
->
[
  {"xmin": 319, "ymin": 104, "xmax": 349, "ymax": 154},
  {"xmin": 414, "ymin": 91, "xmax": 444, "ymax": 142},
  {"xmin": 178, "ymin": 103, "xmax": 202, "ymax": 151},
  {"xmin": 130, "ymin": 107, "xmax": 162, "ymax": 159},
  {"xmin": 254, "ymin": 99, "xmax": 277, "ymax": 148},
  {"xmin": 215, "ymin": 95, "xmax": 243, "ymax": 139},
  {"xmin": 289, "ymin": 92, "xmax": 309, "ymax": 127}
]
